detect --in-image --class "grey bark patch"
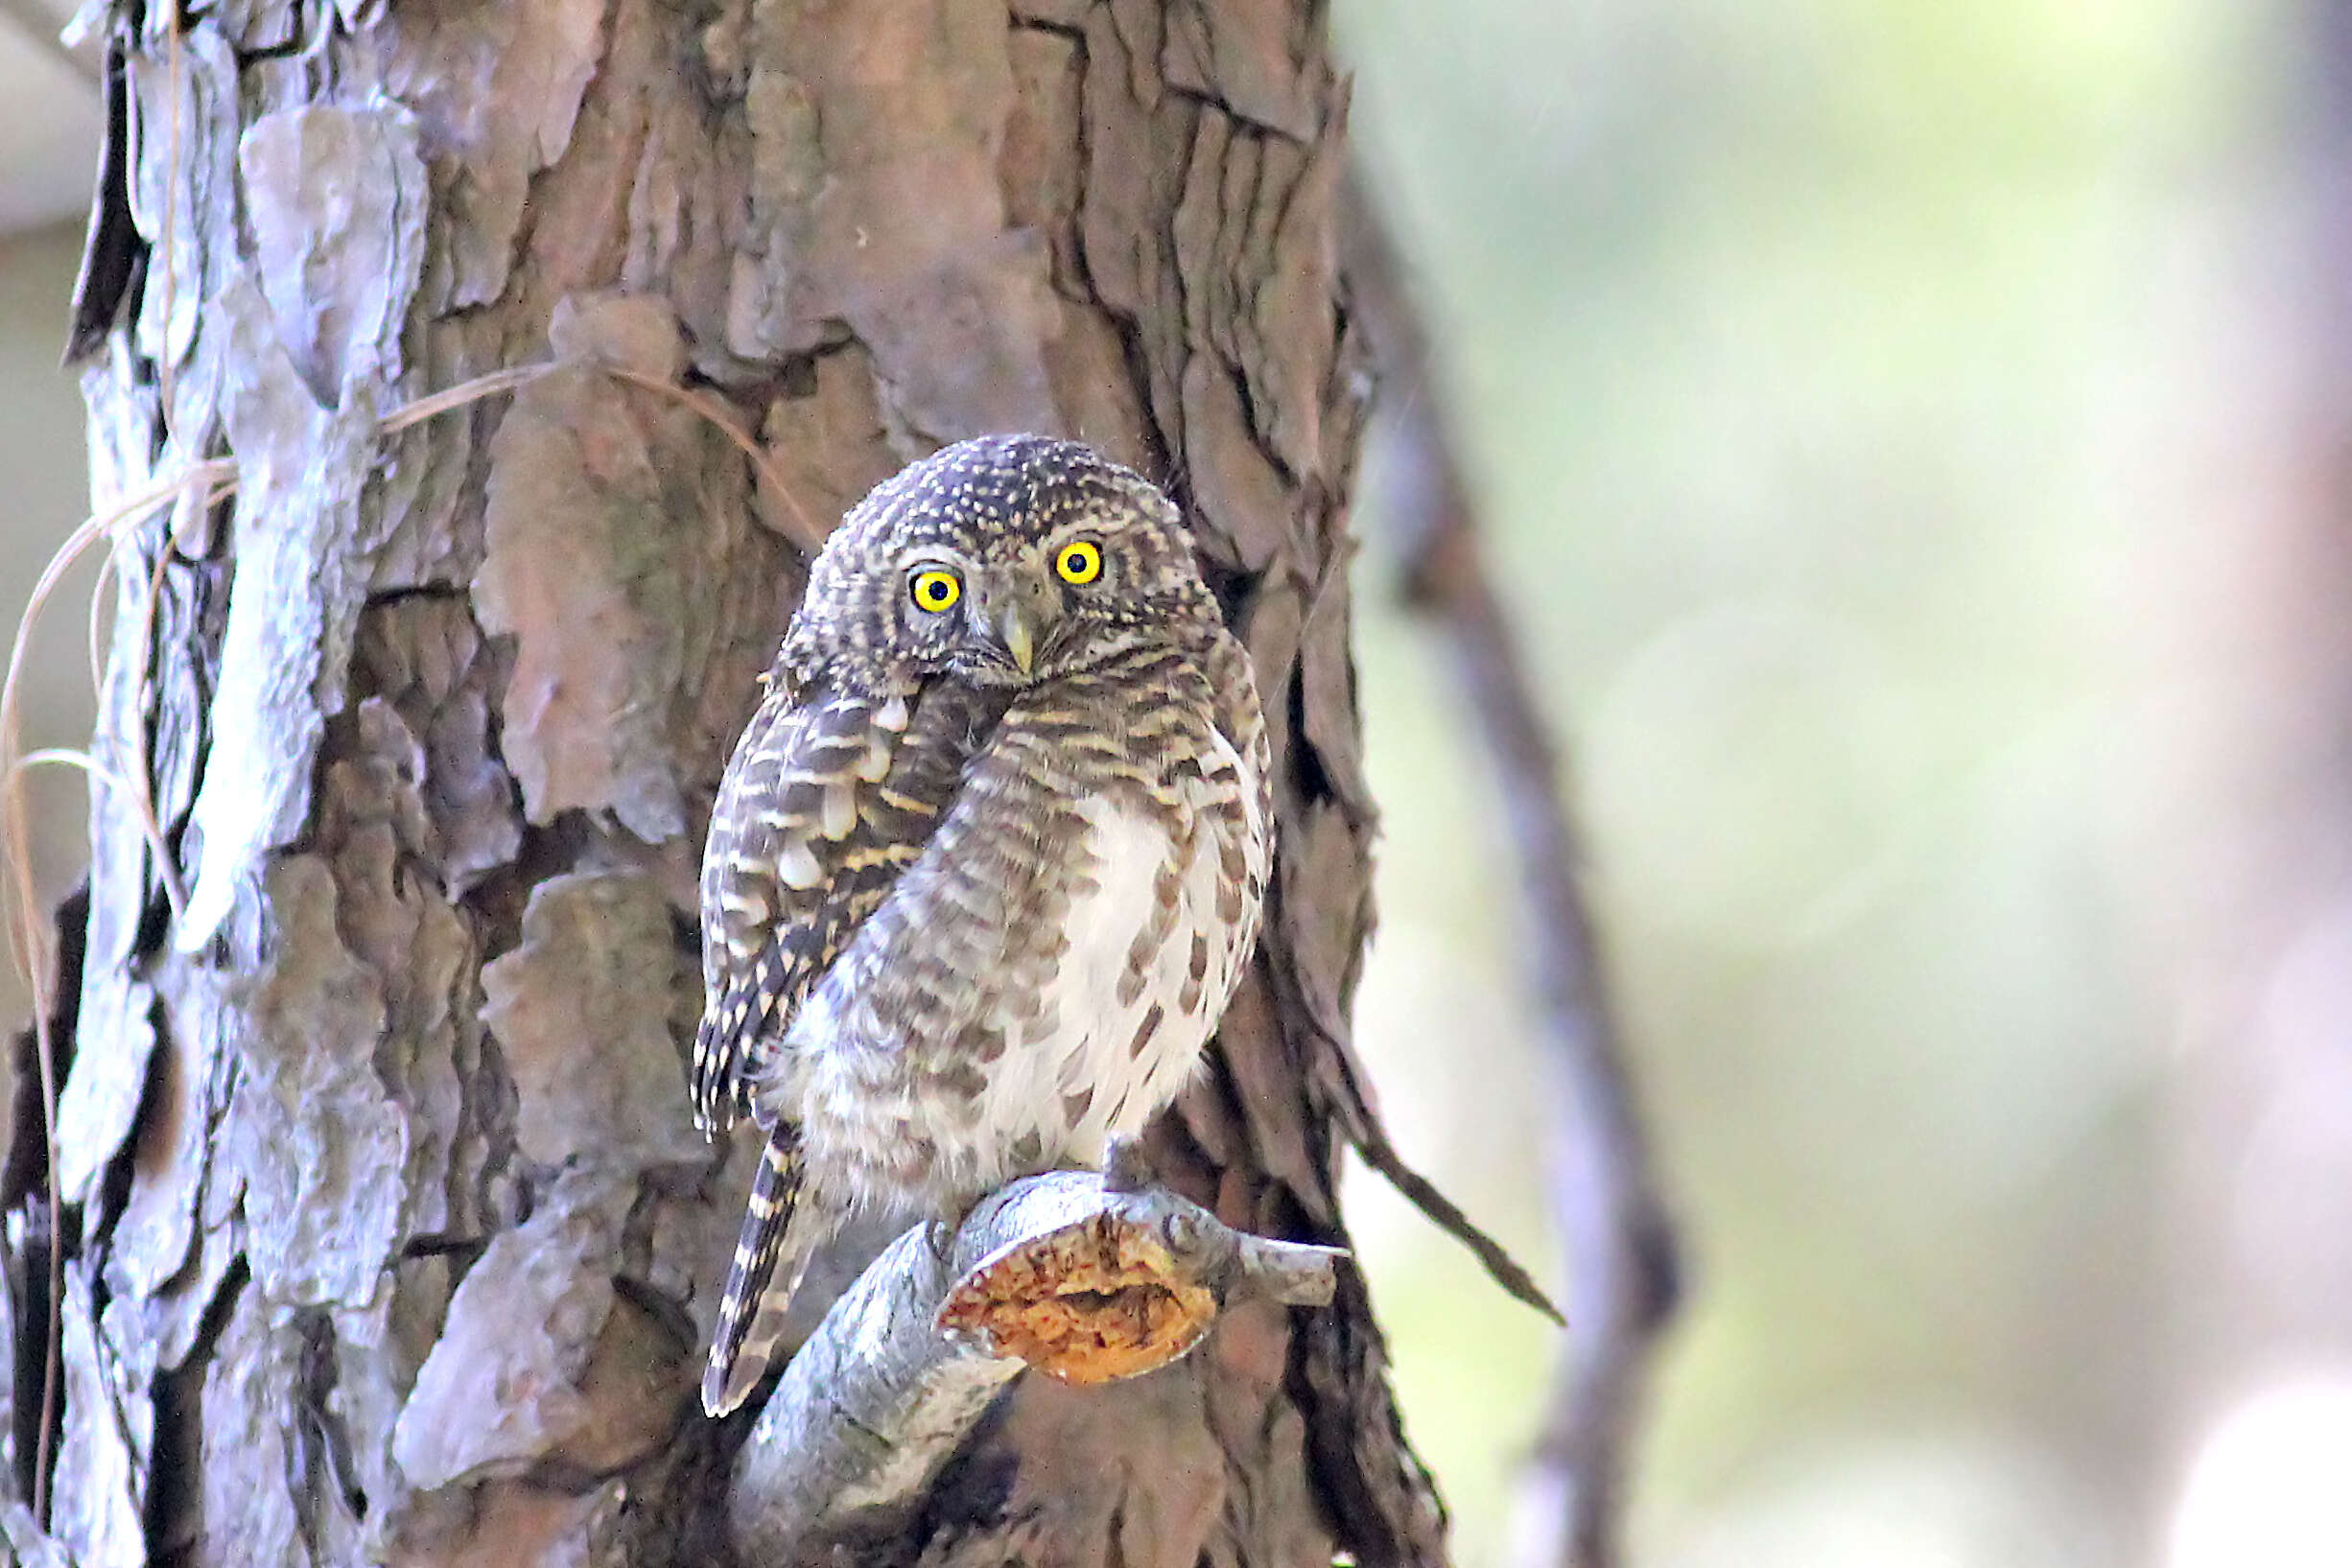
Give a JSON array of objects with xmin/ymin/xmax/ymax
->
[
  {"xmin": 549, "ymin": 291, "xmax": 689, "ymax": 382},
  {"xmin": 1243, "ymin": 108, "xmax": 1342, "ymax": 477},
  {"xmin": 1178, "ymin": 355, "xmax": 1292, "ymax": 573},
  {"xmin": 849, "ymin": 232, "xmax": 1066, "ymax": 443},
  {"xmin": 199, "ymin": 1284, "xmax": 306, "ymax": 1568},
  {"xmin": 52, "ymin": 1271, "xmax": 145, "ymax": 1568},
  {"xmin": 52, "ymin": 977, "xmax": 153, "ymax": 1205},
  {"xmin": 239, "ymin": 104, "xmax": 429, "ymax": 404},
  {"xmin": 338, "ymin": 816, "xmax": 479, "ymax": 1241},
  {"xmin": 127, "ymin": 27, "xmax": 240, "ymax": 394},
  {"xmin": 103, "ymin": 962, "xmax": 223, "ymax": 1304},
  {"xmin": 727, "ymin": 0, "xmax": 1060, "ymax": 438},
  {"xmin": 1237, "ymin": 577, "xmax": 1304, "ymax": 764},
  {"xmin": 351, "ymin": 596, "xmax": 523, "ymax": 893},
  {"xmin": 1274, "ymin": 798, "xmax": 1361, "ymax": 1049},
  {"xmin": 480, "ymin": 869, "xmax": 704, "ymax": 1172},
  {"xmin": 755, "ymin": 340, "xmax": 899, "ymax": 544},
  {"xmin": 316, "ymin": 693, "xmax": 491, "ymax": 1240},
  {"xmin": 473, "ymin": 359, "xmax": 694, "ymax": 841},
  {"xmin": 1298, "ymin": 555, "xmax": 1375, "ymax": 820},
  {"xmin": 383, "ymin": 0, "xmax": 609, "ymax": 311},
  {"xmin": 176, "ymin": 282, "xmax": 393, "ymax": 952},
  {"xmin": 176, "ymin": 100, "xmax": 428, "ymax": 943},
  {"xmin": 392, "ymin": 1172, "xmax": 683, "ymax": 1489},
  {"xmin": 1162, "ymin": 0, "xmax": 1317, "ymax": 142},
  {"xmin": 323, "ymin": 1272, "xmax": 455, "ymax": 1559},
  {"xmin": 76, "ymin": 534, "xmax": 171, "ymax": 1058},
  {"xmin": 128, "ymin": 1205, "xmax": 241, "ymax": 1376},
  {"xmin": 234, "ymin": 855, "xmax": 408, "ymax": 1308}
]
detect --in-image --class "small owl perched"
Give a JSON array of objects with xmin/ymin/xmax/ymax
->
[{"xmin": 693, "ymin": 433, "xmax": 1272, "ymax": 1416}]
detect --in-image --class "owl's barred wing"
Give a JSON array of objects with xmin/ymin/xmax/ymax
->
[{"xmin": 692, "ymin": 677, "xmax": 1006, "ymax": 1134}]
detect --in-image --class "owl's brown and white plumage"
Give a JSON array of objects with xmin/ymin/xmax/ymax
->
[{"xmin": 693, "ymin": 434, "xmax": 1272, "ymax": 1416}]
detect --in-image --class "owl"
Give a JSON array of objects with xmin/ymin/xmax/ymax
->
[{"xmin": 692, "ymin": 433, "xmax": 1273, "ymax": 1416}]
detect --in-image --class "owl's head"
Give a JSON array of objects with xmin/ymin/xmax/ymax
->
[{"xmin": 784, "ymin": 434, "xmax": 1222, "ymax": 690}]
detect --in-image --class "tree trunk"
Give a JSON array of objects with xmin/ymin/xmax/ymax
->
[{"xmin": 3, "ymin": 1, "xmax": 1470, "ymax": 1564}]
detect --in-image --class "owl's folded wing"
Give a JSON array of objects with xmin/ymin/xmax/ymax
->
[{"xmin": 691, "ymin": 676, "xmax": 1003, "ymax": 1134}]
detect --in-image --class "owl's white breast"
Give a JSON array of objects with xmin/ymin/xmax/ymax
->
[
  {"xmin": 969, "ymin": 793, "xmax": 1221, "ymax": 1171},
  {"xmin": 789, "ymin": 716, "xmax": 1266, "ymax": 1221}
]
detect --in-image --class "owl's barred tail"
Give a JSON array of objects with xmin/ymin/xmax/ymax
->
[{"xmin": 702, "ymin": 1135, "xmax": 814, "ymax": 1417}]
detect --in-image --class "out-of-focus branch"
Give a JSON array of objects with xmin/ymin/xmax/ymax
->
[
  {"xmin": 1340, "ymin": 169, "xmax": 1683, "ymax": 1568},
  {"xmin": 727, "ymin": 1166, "xmax": 1345, "ymax": 1562}
]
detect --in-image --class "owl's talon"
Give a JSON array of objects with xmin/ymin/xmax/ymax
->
[{"xmin": 1101, "ymin": 1135, "xmax": 1155, "ymax": 1194}]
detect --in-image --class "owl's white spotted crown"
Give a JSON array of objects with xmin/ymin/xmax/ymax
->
[{"xmin": 782, "ymin": 433, "xmax": 1222, "ymax": 692}]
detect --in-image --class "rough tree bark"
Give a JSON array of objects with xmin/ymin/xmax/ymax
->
[{"xmin": 0, "ymin": 1, "xmax": 1555, "ymax": 1565}]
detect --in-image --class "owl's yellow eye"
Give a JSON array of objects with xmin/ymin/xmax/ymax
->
[
  {"xmin": 1055, "ymin": 539, "xmax": 1104, "ymax": 585},
  {"xmin": 909, "ymin": 569, "xmax": 962, "ymax": 614}
]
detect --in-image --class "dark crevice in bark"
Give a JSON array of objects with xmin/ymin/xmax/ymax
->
[
  {"xmin": 360, "ymin": 583, "xmax": 471, "ymax": 614},
  {"xmin": 1114, "ymin": 314, "xmax": 1184, "ymax": 499},
  {"xmin": 3, "ymin": 1210, "xmax": 54, "ymax": 1510},
  {"xmin": 143, "ymin": 1255, "xmax": 246, "ymax": 1563},
  {"xmin": 3, "ymin": 883, "xmax": 84, "ymax": 1521},
  {"xmin": 860, "ymin": 1369, "xmax": 1024, "ymax": 1557},
  {"xmin": 229, "ymin": 33, "xmax": 308, "ymax": 68},
  {"xmin": 611, "ymin": 1272, "xmax": 695, "ymax": 1359},
  {"xmin": 398, "ymin": 1231, "xmax": 489, "ymax": 1265},
  {"xmin": 66, "ymin": 42, "xmax": 140, "ymax": 366},
  {"xmin": 2, "ymin": 885, "xmax": 84, "ymax": 1220},
  {"xmin": 293, "ymin": 1305, "xmax": 368, "ymax": 1546}
]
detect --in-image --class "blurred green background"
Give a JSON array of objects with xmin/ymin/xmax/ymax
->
[
  {"xmin": 1334, "ymin": 3, "xmax": 2336, "ymax": 1566},
  {"xmin": 5, "ymin": 2, "xmax": 2347, "ymax": 1565}
]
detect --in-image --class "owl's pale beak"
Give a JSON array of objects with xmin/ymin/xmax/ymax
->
[
  {"xmin": 974, "ymin": 572, "xmax": 1059, "ymax": 676},
  {"xmin": 999, "ymin": 608, "xmax": 1037, "ymax": 675}
]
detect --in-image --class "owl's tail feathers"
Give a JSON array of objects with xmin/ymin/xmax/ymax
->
[{"xmin": 702, "ymin": 1133, "xmax": 817, "ymax": 1417}]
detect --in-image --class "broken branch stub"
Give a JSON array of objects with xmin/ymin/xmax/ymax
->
[{"xmin": 729, "ymin": 1170, "xmax": 1344, "ymax": 1560}]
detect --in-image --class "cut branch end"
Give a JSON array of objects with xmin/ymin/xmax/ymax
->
[
  {"xmin": 729, "ymin": 1170, "xmax": 1344, "ymax": 1561},
  {"xmin": 934, "ymin": 1187, "xmax": 1344, "ymax": 1384}
]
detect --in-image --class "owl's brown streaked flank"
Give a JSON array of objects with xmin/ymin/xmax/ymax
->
[{"xmin": 693, "ymin": 433, "xmax": 1273, "ymax": 1417}]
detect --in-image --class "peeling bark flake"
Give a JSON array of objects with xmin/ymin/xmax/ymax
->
[
  {"xmin": 51, "ymin": 1273, "xmax": 144, "ymax": 1568},
  {"xmin": 383, "ymin": 0, "xmax": 609, "ymax": 311},
  {"xmin": 177, "ymin": 284, "xmax": 391, "ymax": 952},
  {"xmin": 239, "ymin": 104, "xmax": 429, "ymax": 406},
  {"xmin": 51, "ymin": 978, "xmax": 153, "ymax": 1205},
  {"xmin": 479, "ymin": 871, "xmax": 703, "ymax": 1173},
  {"xmin": 473, "ymin": 366, "xmax": 692, "ymax": 840},
  {"xmin": 389, "ymin": 1173, "xmax": 684, "ymax": 1492},
  {"xmin": 235, "ymin": 856, "xmax": 407, "ymax": 1308}
]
